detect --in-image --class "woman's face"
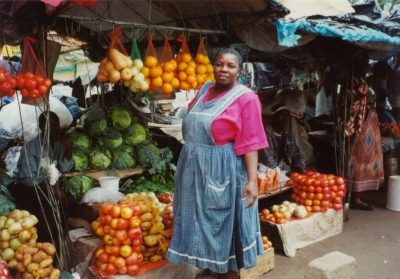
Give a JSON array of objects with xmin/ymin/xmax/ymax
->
[{"xmin": 213, "ymin": 53, "xmax": 241, "ymax": 88}]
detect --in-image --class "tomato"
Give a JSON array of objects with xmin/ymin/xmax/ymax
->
[
  {"xmin": 330, "ymin": 192, "xmax": 337, "ymax": 199},
  {"xmin": 132, "ymin": 236, "xmax": 142, "ymax": 247},
  {"xmin": 305, "ymin": 178, "xmax": 314, "ymax": 185},
  {"xmin": 95, "ymin": 260, "xmax": 102, "ymax": 268},
  {"xmin": 337, "ymin": 184, "xmax": 345, "ymax": 191},
  {"xmin": 127, "ymin": 228, "xmax": 142, "ymax": 239},
  {"xmin": 103, "ymin": 234, "xmax": 113, "ymax": 245},
  {"xmin": 328, "ymin": 179, "xmax": 335, "ymax": 186},
  {"xmin": 0, "ymin": 82, "xmax": 12, "ymax": 93},
  {"xmin": 105, "ymin": 263, "xmax": 118, "ymax": 275},
  {"xmin": 103, "ymin": 225, "xmax": 111, "ymax": 234},
  {"xmin": 110, "ymin": 218, "xmax": 118, "ymax": 229},
  {"xmin": 95, "ymin": 246, "xmax": 105, "ymax": 258},
  {"xmin": 108, "ymin": 255, "xmax": 116, "ymax": 263},
  {"xmin": 0, "ymin": 72, "xmax": 5, "ymax": 83},
  {"xmin": 306, "ymin": 192, "xmax": 315, "ymax": 200},
  {"xmin": 261, "ymin": 236, "xmax": 269, "ymax": 244},
  {"xmin": 98, "ymin": 251, "xmax": 109, "ymax": 263},
  {"xmin": 335, "ymin": 177, "xmax": 344, "ymax": 185},
  {"xmin": 323, "ymin": 193, "xmax": 331, "ymax": 201},
  {"xmin": 112, "ymin": 238, "xmax": 122, "ymax": 246},
  {"xmin": 315, "ymin": 193, "xmax": 323, "ymax": 200},
  {"xmin": 312, "ymin": 205, "xmax": 321, "ymax": 212},
  {"xmin": 273, "ymin": 212, "xmax": 283, "ymax": 219},
  {"xmin": 110, "ymin": 246, "xmax": 120, "ymax": 257},
  {"xmin": 24, "ymin": 78, "xmax": 37, "ymax": 90},
  {"xmin": 95, "ymin": 225, "xmax": 105, "ymax": 237},
  {"xmin": 299, "ymin": 191, "xmax": 307, "ymax": 199},
  {"xmin": 313, "ymin": 179, "xmax": 321, "ymax": 187},
  {"xmin": 332, "ymin": 203, "xmax": 342, "ymax": 210},
  {"xmin": 114, "ymin": 256, "xmax": 126, "ymax": 269},
  {"xmin": 34, "ymin": 75, "xmax": 44, "ymax": 85},
  {"xmin": 305, "ymin": 205, "xmax": 312, "ymax": 212},
  {"xmin": 105, "ymin": 214, "xmax": 113, "ymax": 225},
  {"xmin": 116, "ymin": 218, "xmax": 129, "ymax": 230},
  {"xmin": 320, "ymin": 207, "xmax": 328, "ymax": 213},
  {"xmin": 304, "ymin": 199, "xmax": 312, "ymax": 206},
  {"xmin": 115, "ymin": 229, "xmax": 127, "ymax": 241},
  {"xmin": 276, "ymin": 218, "xmax": 286, "ymax": 224},
  {"xmin": 16, "ymin": 77, "xmax": 26, "ymax": 89},
  {"xmin": 327, "ymin": 174, "xmax": 335, "ymax": 180},
  {"xmin": 0, "ymin": 68, "xmax": 4, "ymax": 74},
  {"xmin": 125, "ymin": 252, "xmax": 139, "ymax": 265},
  {"xmin": 24, "ymin": 72, "xmax": 34, "ymax": 79},
  {"xmin": 320, "ymin": 200, "xmax": 330, "ymax": 207},
  {"xmin": 37, "ymin": 85, "xmax": 48, "ymax": 95},
  {"xmin": 118, "ymin": 266, "xmax": 128, "ymax": 274},
  {"xmin": 336, "ymin": 191, "xmax": 344, "ymax": 198},
  {"xmin": 330, "ymin": 185, "xmax": 338, "ymax": 192},
  {"xmin": 333, "ymin": 197, "xmax": 342, "ymax": 204},
  {"xmin": 120, "ymin": 245, "xmax": 132, "ymax": 258},
  {"xmin": 122, "ymin": 238, "xmax": 132, "ymax": 245},
  {"xmin": 127, "ymin": 264, "xmax": 139, "ymax": 276},
  {"xmin": 299, "ymin": 198, "xmax": 305, "ymax": 205},
  {"xmin": 5, "ymin": 76, "xmax": 17, "ymax": 89},
  {"xmin": 164, "ymin": 219, "xmax": 173, "ymax": 229},
  {"xmin": 263, "ymin": 243, "xmax": 270, "ymax": 250},
  {"xmin": 100, "ymin": 203, "xmax": 114, "ymax": 215},
  {"xmin": 111, "ymin": 205, "xmax": 122, "ymax": 218},
  {"xmin": 268, "ymin": 216, "xmax": 276, "ymax": 223},
  {"xmin": 321, "ymin": 187, "xmax": 331, "ymax": 194},
  {"xmin": 305, "ymin": 170, "xmax": 314, "ymax": 176},
  {"xmin": 312, "ymin": 199, "xmax": 320, "ymax": 206},
  {"xmin": 261, "ymin": 208, "xmax": 270, "ymax": 217},
  {"xmin": 306, "ymin": 185, "xmax": 315, "ymax": 193},
  {"xmin": 320, "ymin": 179, "xmax": 329, "ymax": 187},
  {"xmin": 5, "ymin": 89, "xmax": 15, "ymax": 97}
]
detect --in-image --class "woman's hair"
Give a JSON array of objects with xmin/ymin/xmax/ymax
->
[
  {"xmin": 216, "ymin": 47, "xmax": 243, "ymax": 68},
  {"xmin": 38, "ymin": 111, "xmax": 59, "ymax": 130}
]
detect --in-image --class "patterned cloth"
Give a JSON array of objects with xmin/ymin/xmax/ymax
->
[
  {"xmin": 347, "ymin": 109, "xmax": 384, "ymax": 192},
  {"xmin": 166, "ymin": 83, "xmax": 264, "ymax": 273},
  {"xmin": 258, "ymin": 124, "xmax": 305, "ymax": 172},
  {"xmin": 53, "ymin": 94, "xmax": 82, "ymax": 120}
]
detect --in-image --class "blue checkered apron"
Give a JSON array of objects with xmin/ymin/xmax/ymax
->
[{"xmin": 166, "ymin": 82, "xmax": 264, "ymax": 273}]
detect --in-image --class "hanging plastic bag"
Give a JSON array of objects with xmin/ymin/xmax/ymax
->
[
  {"xmin": 176, "ymin": 35, "xmax": 196, "ymax": 91},
  {"xmin": 157, "ymin": 37, "xmax": 179, "ymax": 97},
  {"xmin": 97, "ymin": 27, "xmax": 133, "ymax": 83},
  {"xmin": 143, "ymin": 35, "xmax": 161, "ymax": 93},
  {"xmin": 194, "ymin": 37, "xmax": 214, "ymax": 89},
  {"xmin": 20, "ymin": 37, "xmax": 46, "ymax": 77}
]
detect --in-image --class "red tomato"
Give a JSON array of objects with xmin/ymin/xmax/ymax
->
[
  {"xmin": 116, "ymin": 218, "xmax": 129, "ymax": 230},
  {"xmin": 98, "ymin": 251, "xmax": 109, "ymax": 263},
  {"xmin": 125, "ymin": 252, "xmax": 139, "ymax": 265},
  {"xmin": 333, "ymin": 197, "xmax": 342, "ymax": 204},
  {"xmin": 24, "ymin": 72, "xmax": 34, "ymax": 79},
  {"xmin": 306, "ymin": 185, "xmax": 315, "ymax": 193},
  {"xmin": 100, "ymin": 203, "xmax": 114, "ymax": 215},
  {"xmin": 29, "ymin": 89, "xmax": 39, "ymax": 98},
  {"xmin": 111, "ymin": 205, "xmax": 122, "ymax": 218},
  {"xmin": 313, "ymin": 179, "xmax": 321, "ymax": 187},
  {"xmin": 115, "ymin": 230, "xmax": 127, "ymax": 241},
  {"xmin": 332, "ymin": 203, "xmax": 343, "ymax": 210},
  {"xmin": 20, "ymin": 88, "xmax": 29, "ymax": 98},
  {"xmin": 43, "ymin": 78, "xmax": 52, "ymax": 88},
  {"xmin": 336, "ymin": 191, "xmax": 344, "ymax": 198},
  {"xmin": 37, "ymin": 85, "xmax": 48, "ymax": 95},
  {"xmin": 105, "ymin": 263, "xmax": 118, "ymax": 275},
  {"xmin": 305, "ymin": 170, "xmax": 314, "ymax": 176},
  {"xmin": 328, "ymin": 179, "xmax": 335, "ymax": 186},
  {"xmin": 320, "ymin": 179, "xmax": 329, "ymax": 187},
  {"xmin": 5, "ymin": 76, "xmax": 17, "ymax": 89},
  {"xmin": 337, "ymin": 184, "xmax": 345, "ymax": 191},
  {"xmin": 110, "ymin": 246, "xmax": 120, "ymax": 257},
  {"xmin": 312, "ymin": 205, "xmax": 321, "ymax": 212},
  {"xmin": 261, "ymin": 208, "xmax": 270, "ymax": 217},
  {"xmin": 335, "ymin": 177, "xmax": 344, "ymax": 185},
  {"xmin": 0, "ymin": 82, "xmax": 12, "ymax": 92},
  {"xmin": 25, "ymin": 78, "xmax": 37, "ymax": 90},
  {"xmin": 305, "ymin": 178, "xmax": 314, "ymax": 185},
  {"xmin": 34, "ymin": 75, "xmax": 44, "ymax": 85},
  {"xmin": 330, "ymin": 185, "xmax": 338, "ymax": 192},
  {"xmin": 114, "ymin": 257, "xmax": 126, "ymax": 269},
  {"xmin": 164, "ymin": 219, "xmax": 173, "ymax": 229},
  {"xmin": 0, "ymin": 72, "xmax": 5, "ymax": 83},
  {"xmin": 16, "ymin": 78, "xmax": 25, "ymax": 89},
  {"xmin": 306, "ymin": 192, "xmax": 315, "ymax": 200},
  {"xmin": 5, "ymin": 89, "xmax": 15, "ymax": 97}
]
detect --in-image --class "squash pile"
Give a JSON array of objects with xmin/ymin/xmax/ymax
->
[{"xmin": 97, "ymin": 49, "xmax": 133, "ymax": 83}]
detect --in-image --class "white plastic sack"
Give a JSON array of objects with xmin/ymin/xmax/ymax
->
[
  {"xmin": 81, "ymin": 187, "xmax": 124, "ymax": 204},
  {"xmin": 5, "ymin": 146, "xmax": 22, "ymax": 177},
  {"xmin": 0, "ymin": 96, "xmax": 73, "ymax": 142},
  {"xmin": 40, "ymin": 158, "xmax": 61, "ymax": 186}
]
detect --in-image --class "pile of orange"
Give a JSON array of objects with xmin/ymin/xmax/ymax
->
[
  {"xmin": 176, "ymin": 53, "xmax": 198, "ymax": 91},
  {"xmin": 143, "ymin": 55, "xmax": 161, "ymax": 93},
  {"xmin": 160, "ymin": 59, "xmax": 179, "ymax": 95},
  {"xmin": 194, "ymin": 53, "xmax": 214, "ymax": 89}
]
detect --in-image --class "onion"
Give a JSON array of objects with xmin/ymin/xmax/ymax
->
[
  {"xmin": 123, "ymin": 80, "xmax": 131, "ymax": 87},
  {"xmin": 1, "ymin": 248, "xmax": 15, "ymax": 261},
  {"xmin": 8, "ymin": 259, "xmax": 17, "ymax": 269},
  {"xmin": 22, "ymin": 216, "xmax": 37, "ymax": 230},
  {"xmin": 1, "ymin": 229, "xmax": 11, "ymax": 241},
  {"xmin": 282, "ymin": 201, "xmax": 290, "ymax": 206},
  {"xmin": 4, "ymin": 218, "xmax": 15, "ymax": 229},
  {"xmin": 10, "ymin": 238, "xmax": 22, "ymax": 250},
  {"xmin": 131, "ymin": 67, "xmax": 139, "ymax": 77},
  {"xmin": 21, "ymin": 210, "xmax": 31, "ymax": 217},
  {"xmin": 18, "ymin": 230, "xmax": 32, "ymax": 243},
  {"xmin": 8, "ymin": 210, "xmax": 23, "ymax": 220},
  {"xmin": 283, "ymin": 212, "xmax": 291, "ymax": 219},
  {"xmin": 132, "ymin": 59, "xmax": 144, "ymax": 71},
  {"xmin": 0, "ymin": 216, "xmax": 7, "ymax": 230},
  {"xmin": 278, "ymin": 205, "xmax": 288, "ymax": 214},
  {"xmin": 29, "ymin": 215, "xmax": 38, "ymax": 225},
  {"xmin": 129, "ymin": 83, "xmax": 139, "ymax": 92},
  {"xmin": 140, "ymin": 192, "xmax": 147, "ymax": 198},
  {"xmin": 8, "ymin": 222, "xmax": 22, "ymax": 235},
  {"xmin": 133, "ymin": 72, "xmax": 145, "ymax": 82},
  {"xmin": 139, "ymin": 80, "xmax": 149, "ymax": 91},
  {"xmin": 1, "ymin": 241, "xmax": 9, "ymax": 250},
  {"xmin": 271, "ymin": 205, "xmax": 279, "ymax": 213},
  {"xmin": 28, "ymin": 238, "xmax": 36, "ymax": 245}
]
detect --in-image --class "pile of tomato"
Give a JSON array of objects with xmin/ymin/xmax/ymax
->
[
  {"xmin": 0, "ymin": 68, "xmax": 52, "ymax": 99},
  {"xmin": 290, "ymin": 171, "xmax": 345, "ymax": 212}
]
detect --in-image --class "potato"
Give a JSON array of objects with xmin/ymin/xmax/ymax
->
[
  {"xmin": 35, "ymin": 243, "xmax": 43, "ymax": 250},
  {"xmin": 49, "ymin": 269, "xmax": 60, "ymax": 279},
  {"xmin": 140, "ymin": 213, "xmax": 153, "ymax": 222},
  {"xmin": 23, "ymin": 253, "xmax": 31, "ymax": 267},
  {"xmin": 24, "ymin": 247, "xmax": 39, "ymax": 255},
  {"xmin": 39, "ymin": 259, "xmax": 53, "ymax": 268},
  {"xmin": 146, "ymin": 246, "xmax": 158, "ymax": 253},
  {"xmin": 33, "ymin": 267, "xmax": 53, "ymax": 278},
  {"xmin": 27, "ymin": 263, "xmax": 39, "ymax": 273},
  {"xmin": 142, "ymin": 251, "xmax": 155, "ymax": 258},
  {"xmin": 41, "ymin": 243, "xmax": 56, "ymax": 256},
  {"xmin": 140, "ymin": 222, "xmax": 152, "ymax": 231},
  {"xmin": 149, "ymin": 254, "xmax": 162, "ymax": 262},
  {"xmin": 17, "ymin": 244, "xmax": 27, "ymax": 254},
  {"xmin": 15, "ymin": 252, "xmax": 23, "ymax": 262},
  {"xmin": 144, "ymin": 235, "xmax": 158, "ymax": 246},
  {"xmin": 16, "ymin": 262, "xmax": 26, "ymax": 273},
  {"xmin": 22, "ymin": 272, "xmax": 34, "ymax": 279},
  {"xmin": 32, "ymin": 251, "xmax": 48, "ymax": 263}
]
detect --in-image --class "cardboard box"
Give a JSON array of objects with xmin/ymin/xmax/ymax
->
[{"xmin": 240, "ymin": 247, "xmax": 274, "ymax": 279}]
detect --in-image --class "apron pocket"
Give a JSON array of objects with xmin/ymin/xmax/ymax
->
[{"xmin": 205, "ymin": 177, "xmax": 232, "ymax": 209}]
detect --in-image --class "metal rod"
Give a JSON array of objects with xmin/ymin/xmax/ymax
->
[{"xmin": 57, "ymin": 15, "xmax": 226, "ymax": 34}]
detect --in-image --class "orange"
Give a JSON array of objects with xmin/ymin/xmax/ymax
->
[
  {"xmin": 188, "ymin": 61, "xmax": 196, "ymax": 68},
  {"xmin": 180, "ymin": 81, "xmax": 190, "ymax": 90},
  {"xmin": 169, "ymin": 59, "xmax": 177, "ymax": 69},
  {"xmin": 141, "ymin": 66, "xmax": 150, "ymax": 77},
  {"xmin": 177, "ymin": 62, "xmax": 187, "ymax": 72},
  {"xmin": 186, "ymin": 74, "xmax": 196, "ymax": 85},
  {"xmin": 182, "ymin": 53, "xmax": 192, "ymax": 63},
  {"xmin": 178, "ymin": 71, "xmax": 187, "ymax": 82},
  {"xmin": 162, "ymin": 72, "xmax": 174, "ymax": 83},
  {"xmin": 204, "ymin": 76, "xmax": 214, "ymax": 83},
  {"xmin": 145, "ymin": 77, "xmax": 151, "ymax": 86},
  {"xmin": 205, "ymin": 64, "xmax": 213, "ymax": 74},
  {"xmin": 170, "ymin": 78, "xmax": 180, "ymax": 89},
  {"xmin": 195, "ymin": 53, "xmax": 205, "ymax": 64},
  {"xmin": 196, "ymin": 64, "xmax": 206, "ymax": 75},
  {"xmin": 144, "ymin": 56, "xmax": 158, "ymax": 68},
  {"xmin": 185, "ymin": 66, "xmax": 195, "ymax": 76},
  {"xmin": 152, "ymin": 76, "xmax": 163, "ymax": 87},
  {"xmin": 163, "ymin": 61, "xmax": 175, "ymax": 73},
  {"xmin": 161, "ymin": 83, "xmax": 173, "ymax": 94},
  {"xmin": 204, "ymin": 56, "xmax": 210, "ymax": 64},
  {"xmin": 196, "ymin": 83, "xmax": 202, "ymax": 90},
  {"xmin": 176, "ymin": 54, "xmax": 182, "ymax": 64},
  {"xmin": 196, "ymin": 74, "xmax": 205, "ymax": 84},
  {"xmin": 149, "ymin": 66, "xmax": 162, "ymax": 78},
  {"xmin": 190, "ymin": 81, "xmax": 198, "ymax": 89}
]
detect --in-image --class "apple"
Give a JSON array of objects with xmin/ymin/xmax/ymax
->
[
  {"xmin": 122, "ymin": 238, "xmax": 132, "ymax": 245},
  {"xmin": 95, "ymin": 246, "xmax": 105, "ymax": 258},
  {"xmin": 117, "ymin": 218, "xmax": 130, "ymax": 230},
  {"xmin": 125, "ymin": 252, "xmax": 139, "ymax": 265},
  {"xmin": 98, "ymin": 216, "xmax": 106, "ymax": 225},
  {"xmin": 111, "ymin": 205, "xmax": 122, "ymax": 218},
  {"xmin": 104, "ymin": 245, "xmax": 112, "ymax": 254},
  {"xmin": 103, "ymin": 234, "xmax": 113, "ymax": 246},
  {"xmin": 108, "ymin": 255, "xmax": 116, "ymax": 263},
  {"xmin": 100, "ymin": 203, "xmax": 113, "ymax": 215},
  {"xmin": 127, "ymin": 264, "xmax": 140, "ymax": 276},
  {"xmin": 98, "ymin": 251, "xmax": 109, "ymax": 263},
  {"xmin": 110, "ymin": 246, "xmax": 120, "ymax": 257},
  {"xmin": 121, "ymin": 207, "xmax": 134, "ymax": 219},
  {"xmin": 105, "ymin": 263, "xmax": 118, "ymax": 275},
  {"xmin": 105, "ymin": 215, "xmax": 113, "ymax": 225},
  {"xmin": 118, "ymin": 266, "xmax": 128, "ymax": 274},
  {"xmin": 120, "ymin": 245, "xmax": 132, "ymax": 258},
  {"xmin": 116, "ymin": 230, "xmax": 128, "ymax": 242},
  {"xmin": 132, "ymin": 236, "xmax": 143, "ymax": 247},
  {"xmin": 128, "ymin": 228, "xmax": 142, "ymax": 239},
  {"xmin": 109, "ymin": 228, "xmax": 116, "ymax": 237},
  {"xmin": 95, "ymin": 225, "xmax": 105, "ymax": 237},
  {"xmin": 332, "ymin": 203, "xmax": 343, "ymax": 210},
  {"xmin": 114, "ymin": 256, "xmax": 126, "ymax": 269},
  {"xmin": 110, "ymin": 219, "xmax": 118, "ymax": 230},
  {"xmin": 112, "ymin": 238, "xmax": 122, "ymax": 246}
]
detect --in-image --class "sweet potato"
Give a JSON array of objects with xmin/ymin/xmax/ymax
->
[
  {"xmin": 33, "ymin": 267, "xmax": 53, "ymax": 278},
  {"xmin": 22, "ymin": 272, "xmax": 33, "ymax": 279},
  {"xmin": 14, "ymin": 252, "xmax": 23, "ymax": 262},
  {"xmin": 23, "ymin": 247, "xmax": 39, "ymax": 255},
  {"xmin": 32, "ymin": 251, "xmax": 48, "ymax": 263},
  {"xmin": 39, "ymin": 259, "xmax": 53, "ymax": 269},
  {"xmin": 49, "ymin": 269, "xmax": 60, "ymax": 279},
  {"xmin": 16, "ymin": 262, "xmax": 25, "ymax": 273},
  {"xmin": 26, "ymin": 263, "xmax": 39, "ymax": 273},
  {"xmin": 41, "ymin": 243, "xmax": 56, "ymax": 256},
  {"xmin": 23, "ymin": 254, "xmax": 31, "ymax": 267}
]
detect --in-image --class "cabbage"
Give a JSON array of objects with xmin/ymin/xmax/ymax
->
[
  {"xmin": 86, "ymin": 118, "xmax": 107, "ymax": 136},
  {"xmin": 90, "ymin": 149, "xmax": 111, "ymax": 169},
  {"xmin": 63, "ymin": 174, "xmax": 93, "ymax": 200},
  {"xmin": 101, "ymin": 136, "xmax": 123, "ymax": 150},
  {"xmin": 111, "ymin": 105, "xmax": 132, "ymax": 131},
  {"xmin": 68, "ymin": 129, "xmax": 91, "ymax": 148},
  {"xmin": 72, "ymin": 147, "xmax": 88, "ymax": 172},
  {"xmin": 123, "ymin": 124, "xmax": 147, "ymax": 145},
  {"xmin": 112, "ymin": 150, "xmax": 135, "ymax": 170},
  {"xmin": 115, "ymin": 145, "xmax": 134, "ymax": 154}
]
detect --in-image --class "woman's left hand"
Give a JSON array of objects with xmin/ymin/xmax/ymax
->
[{"xmin": 242, "ymin": 180, "xmax": 258, "ymax": 208}]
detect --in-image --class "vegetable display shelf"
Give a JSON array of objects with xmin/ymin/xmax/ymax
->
[
  {"xmin": 258, "ymin": 183, "xmax": 293, "ymax": 200},
  {"xmin": 65, "ymin": 168, "xmax": 143, "ymax": 182}
]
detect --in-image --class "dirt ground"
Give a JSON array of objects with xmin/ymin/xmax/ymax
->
[{"xmin": 260, "ymin": 189, "xmax": 400, "ymax": 279}]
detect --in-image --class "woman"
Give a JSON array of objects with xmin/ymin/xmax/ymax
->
[{"xmin": 166, "ymin": 48, "xmax": 268, "ymax": 279}]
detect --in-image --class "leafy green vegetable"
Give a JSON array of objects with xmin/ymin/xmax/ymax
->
[
  {"xmin": 112, "ymin": 150, "xmax": 136, "ymax": 170},
  {"xmin": 99, "ymin": 136, "xmax": 123, "ymax": 150},
  {"xmin": 0, "ymin": 170, "xmax": 12, "ymax": 187},
  {"xmin": 86, "ymin": 118, "xmax": 108, "ymax": 137},
  {"xmin": 68, "ymin": 128, "xmax": 91, "ymax": 148},
  {"xmin": 63, "ymin": 174, "xmax": 93, "ymax": 200},
  {"xmin": 0, "ymin": 186, "xmax": 15, "ymax": 215},
  {"xmin": 72, "ymin": 147, "xmax": 89, "ymax": 172},
  {"xmin": 90, "ymin": 149, "xmax": 112, "ymax": 169},
  {"xmin": 135, "ymin": 141, "xmax": 175, "ymax": 174},
  {"xmin": 111, "ymin": 105, "xmax": 132, "ymax": 131},
  {"xmin": 121, "ymin": 172, "xmax": 174, "ymax": 195},
  {"xmin": 115, "ymin": 145, "xmax": 134, "ymax": 154},
  {"xmin": 123, "ymin": 124, "xmax": 147, "ymax": 145}
]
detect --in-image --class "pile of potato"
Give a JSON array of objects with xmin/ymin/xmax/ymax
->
[{"xmin": 9, "ymin": 242, "xmax": 60, "ymax": 279}]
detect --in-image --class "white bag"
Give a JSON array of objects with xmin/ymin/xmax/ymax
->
[{"xmin": 80, "ymin": 187, "xmax": 124, "ymax": 204}]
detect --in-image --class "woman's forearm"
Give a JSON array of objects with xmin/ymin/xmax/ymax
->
[{"xmin": 244, "ymin": 150, "xmax": 258, "ymax": 183}]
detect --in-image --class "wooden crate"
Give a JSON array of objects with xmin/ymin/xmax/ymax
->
[
  {"xmin": 73, "ymin": 203, "xmax": 102, "ymax": 222},
  {"xmin": 240, "ymin": 247, "xmax": 274, "ymax": 279},
  {"xmin": 259, "ymin": 220, "xmax": 284, "ymax": 254}
]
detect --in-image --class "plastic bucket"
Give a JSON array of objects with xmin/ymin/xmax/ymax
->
[
  {"xmin": 98, "ymin": 176, "xmax": 120, "ymax": 192},
  {"xmin": 386, "ymin": 175, "xmax": 400, "ymax": 212}
]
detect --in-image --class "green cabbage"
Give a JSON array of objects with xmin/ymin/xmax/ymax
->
[
  {"xmin": 115, "ymin": 145, "xmax": 134, "ymax": 154},
  {"xmin": 86, "ymin": 118, "xmax": 107, "ymax": 136},
  {"xmin": 123, "ymin": 124, "xmax": 147, "ymax": 145},
  {"xmin": 90, "ymin": 149, "xmax": 111, "ymax": 169},
  {"xmin": 102, "ymin": 136, "xmax": 123, "ymax": 149},
  {"xmin": 111, "ymin": 105, "xmax": 132, "ymax": 131},
  {"xmin": 63, "ymin": 174, "xmax": 93, "ymax": 200},
  {"xmin": 72, "ymin": 147, "xmax": 89, "ymax": 172},
  {"xmin": 112, "ymin": 150, "xmax": 136, "ymax": 170},
  {"xmin": 68, "ymin": 129, "xmax": 91, "ymax": 148}
]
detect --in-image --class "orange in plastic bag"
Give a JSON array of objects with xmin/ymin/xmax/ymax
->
[
  {"xmin": 143, "ymin": 36, "xmax": 161, "ymax": 93},
  {"xmin": 176, "ymin": 35, "xmax": 197, "ymax": 90},
  {"xmin": 158, "ymin": 38, "xmax": 178, "ymax": 96},
  {"xmin": 194, "ymin": 37, "xmax": 214, "ymax": 89}
]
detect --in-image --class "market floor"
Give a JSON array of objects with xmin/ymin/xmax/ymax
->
[{"xmin": 261, "ymin": 190, "xmax": 400, "ymax": 279}]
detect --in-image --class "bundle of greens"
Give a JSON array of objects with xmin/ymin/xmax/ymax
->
[{"xmin": 121, "ymin": 171, "xmax": 174, "ymax": 195}]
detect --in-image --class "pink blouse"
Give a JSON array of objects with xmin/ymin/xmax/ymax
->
[{"xmin": 188, "ymin": 84, "xmax": 268, "ymax": 156}]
